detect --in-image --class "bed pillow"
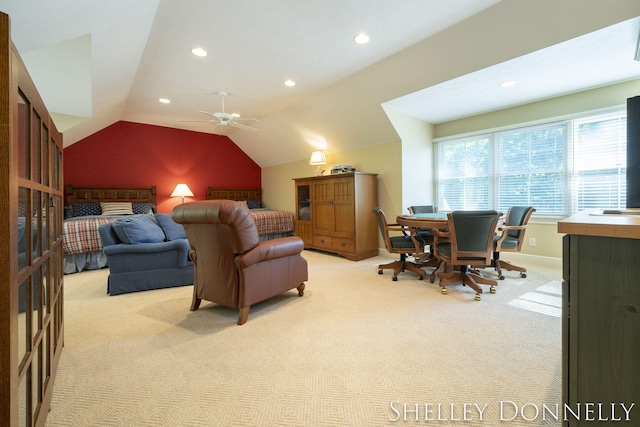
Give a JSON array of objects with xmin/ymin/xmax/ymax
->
[
  {"xmin": 101, "ymin": 202, "xmax": 134, "ymax": 216},
  {"xmin": 246, "ymin": 199, "xmax": 262, "ymax": 209},
  {"xmin": 111, "ymin": 215, "xmax": 165, "ymax": 244},
  {"xmin": 132, "ymin": 202, "xmax": 156, "ymax": 215},
  {"xmin": 155, "ymin": 213, "xmax": 187, "ymax": 241},
  {"xmin": 65, "ymin": 202, "xmax": 102, "ymax": 218}
]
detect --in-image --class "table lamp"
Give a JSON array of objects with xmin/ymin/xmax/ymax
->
[
  {"xmin": 171, "ymin": 183, "xmax": 194, "ymax": 204},
  {"xmin": 309, "ymin": 151, "xmax": 327, "ymax": 176}
]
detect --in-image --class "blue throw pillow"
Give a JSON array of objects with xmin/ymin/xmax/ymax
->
[
  {"xmin": 155, "ymin": 213, "xmax": 187, "ymax": 241},
  {"xmin": 111, "ymin": 215, "xmax": 165, "ymax": 244}
]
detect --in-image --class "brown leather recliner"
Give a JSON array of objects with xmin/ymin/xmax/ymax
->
[{"xmin": 171, "ymin": 200, "xmax": 308, "ymax": 325}]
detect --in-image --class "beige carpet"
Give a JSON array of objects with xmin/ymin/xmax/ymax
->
[{"xmin": 46, "ymin": 250, "xmax": 563, "ymax": 427}]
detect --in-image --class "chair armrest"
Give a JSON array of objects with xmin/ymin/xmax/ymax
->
[
  {"xmin": 434, "ymin": 229, "xmax": 450, "ymax": 238},
  {"xmin": 235, "ymin": 236, "xmax": 304, "ymax": 269},
  {"xmin": 497, "ymin": 225, "xmax": 526, "ymax": 232},
  {"xmin": 494, "ymin": 225, "xmax": 526, "ymax": 251}
]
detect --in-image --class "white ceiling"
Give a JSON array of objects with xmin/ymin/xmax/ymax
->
[
  {"xmin": 2, "ymin": 0, "xmax": 640, "ymax": 167},
  {"xmin": 385, "ymin": 16, "xmax": 640, "ymax": 123}
]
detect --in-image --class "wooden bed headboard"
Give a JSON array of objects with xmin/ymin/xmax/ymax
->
[
  {"xmin": 65, "ymin": 184, "xmax": 157, "ymax": 205},
  {"xmin": 207, "ymin": 187, "xmax": 261, "ymax": 201}
]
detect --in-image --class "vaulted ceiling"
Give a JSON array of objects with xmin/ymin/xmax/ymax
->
[{"xmin": 2, "ymin": 0, "xmax": 640, "ymax": 167}]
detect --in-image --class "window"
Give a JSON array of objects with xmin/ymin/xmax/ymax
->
[{"xmin": 435, "ymin": 110, "xmax": 626, "ymax": 216}]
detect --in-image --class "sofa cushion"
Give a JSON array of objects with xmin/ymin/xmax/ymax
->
[
  {"xmin": 111, "ymin": 215, "xmax": 165, "ymax": 244},
  {"xmin": 101, "ymin": 202, "xmax": 134, "ymax": 216},
  {"xmin": 155, "ymin": 213, "xmax": 187, "ymax": 241}
]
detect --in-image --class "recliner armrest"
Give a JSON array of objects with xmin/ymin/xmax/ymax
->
[{"xmin": 235, "ymin": 236, "xmax": 304, "ymax": 269}]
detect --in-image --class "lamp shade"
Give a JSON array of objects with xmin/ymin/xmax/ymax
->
[
  {"xmin": 171, "ymin": 184, "xmax": 194, "ymax": 202},
  {"xmin": 309, "ymin": 150, "xmax": 327, "ymax": 165}
]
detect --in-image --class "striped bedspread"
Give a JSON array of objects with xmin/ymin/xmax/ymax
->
[
  {"xmin": 63, "ymin": 216, "xmax": 120, "ymax": 255},
  {"xmin": 249, "ymin": 209, "xmax": 295, "ymax": 235}
]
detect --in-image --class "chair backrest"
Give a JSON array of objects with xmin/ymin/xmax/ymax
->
[
  {"xmin": 448, "ymin": 210, "xmax": 500, "ymax": 265},
  {"xmin": 408, "ymin": 205, "xmax": 435, "ymax": 214},
  {"xmin": 373, "ymin": 207, "xmax": 392, "ymax": 252},
  {"xmin": 505, "ymin": 206, "xmax": 535, "ymax": 239},
  {"xmin": 171, "ymin": 200, "xmax": 260, "ymax": 305}
]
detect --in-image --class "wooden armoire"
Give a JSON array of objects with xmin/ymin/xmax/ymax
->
[
  {"xmin": 294, "ymin": 172, "xmax": 378, "ymax": 261},
  {"xmin": 0, "ymin": 13, "xmax": 65, "ymax": 426}
]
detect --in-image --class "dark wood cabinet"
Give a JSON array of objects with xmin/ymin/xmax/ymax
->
[
  {"xmin": 294, "ymin": 172, "xmax": 378, "ymax": 261},
  {"xmin": 1, "ymin": 13, "xmax": 65, "ymax": 426},
  {"xmin": 558, "ymin": 212, "xmax": 640, "ymax": 426}
]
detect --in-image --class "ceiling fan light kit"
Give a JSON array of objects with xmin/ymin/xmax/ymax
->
[{"xmin": 180, "ymin": 91, "xmax": 259, "ymax": 134}]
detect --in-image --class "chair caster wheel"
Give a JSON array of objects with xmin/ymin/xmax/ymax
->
[
  {"xmin": 520, "ymin": 273, "xmax": 527, "ymax": 278},
  {"xmin": 378, "ymin": 269, "xmax": 383, "ymax": 275},
  {"xmin": 499, "ymin": 275, "xmax": 505, "ymax": 280},
  {"xmin": 392, "ymin": 277, "xmax": 398, "ymax": 281},
  {"xmin": 441, "ymin": 288, "xmax": 448, "ymax": 295},
  {"xmin": 490, "ymin": 286, "xmax": 496, "ymax": 294},
  {"xmin": 475, "ymin": 294, "xmax": 481, "ymax": 301}
]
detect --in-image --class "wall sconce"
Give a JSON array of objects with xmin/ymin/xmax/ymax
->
[
  {"xmin": 171, "ymin": 183, "xmax": 194, "ymax": 204},
  {"xmin": 309, "ymin": 150, "xmax": 327, "ymax": 176}
]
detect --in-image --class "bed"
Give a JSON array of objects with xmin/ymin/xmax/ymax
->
[
  {"xmin": 206, "ymin": 187, "xmax": 296, "ymax": 242},
  {"xmin": 63, "ymin": 184, "xmax": 157, "ymax": 274}
]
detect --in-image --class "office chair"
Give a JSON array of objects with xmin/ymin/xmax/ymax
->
[
  {"xmin": 433, "ymin": 210, "xmax": 501, "ymax": 300},
  {"xmin": 407, "ymin": 205, "xmax": 438, "ymax": 269},
  {"xmin": 373, "ymin": 207, "xmax": 426, "ymax": 281},
  {"xmin": 492, "ymin": 206, "xmax": 536, "ymax": 279}
]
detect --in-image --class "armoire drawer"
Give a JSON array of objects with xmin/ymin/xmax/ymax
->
[
  {"xmin": 332, "ymin": 238, "xmax": 355, "ymax": 253},
  {"xmin": 313, "ymin": 235, "xmax": 333, "ymax": 250}
]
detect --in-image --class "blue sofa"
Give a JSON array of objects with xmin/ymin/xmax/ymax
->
[{"xmin": 98, "ymin": 214, "xmax": 194, "ymax": 295}]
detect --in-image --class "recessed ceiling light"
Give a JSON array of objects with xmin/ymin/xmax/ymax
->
[
  {"xmin": 232, "ymin": 113, "xmax": 240, "ymax": 118},
  {"xmin": 284, "ymin": 79, "xmax": 296, "ymax": 87},
  {"xmin": 500, "ymin": 80, "xmax": 516, "ymax": 88},
  {"xmin": 159, "ymin": 98, "xmax": 171, "ymax": 104},
  {"xmin": 191, "ymin": 47, "xmax": 207, "ymax": 57},
  {"xmin": 354, "ymin": 33, "xmax": 370, "ymax": 44}
]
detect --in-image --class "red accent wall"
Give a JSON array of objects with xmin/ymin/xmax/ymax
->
[{"xmin": 63, "ymin": 121, "xmax": 261, "ymax": 213}]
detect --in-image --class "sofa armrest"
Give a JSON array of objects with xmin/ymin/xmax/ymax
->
[
  {"xmin": 235, "ymin": 236, "xmax": 304, "ymax": 269},
  {"xmin": 103, "ymin": 238, "xmax": 188, "ymax": 255},
  {"xmin": 103, "ymin": 239, "xmax": 192, "ymax": 270}
]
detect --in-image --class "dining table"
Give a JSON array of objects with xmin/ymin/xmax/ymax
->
[{"xmin": 396, "ymin": 212, "xmax": 449, "ymax": 231}]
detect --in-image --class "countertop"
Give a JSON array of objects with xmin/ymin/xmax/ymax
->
[{"xmin": 557, "ymin": 209, "xmax": 640, "ymax": 239}]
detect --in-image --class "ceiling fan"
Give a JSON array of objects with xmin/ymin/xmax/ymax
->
[{"xmin": 181, "ymin": 91, "xmax": 259, "ymax": 133}]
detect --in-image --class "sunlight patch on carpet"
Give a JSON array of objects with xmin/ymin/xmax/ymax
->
[{"xmin": 507, "ymin": 280, "xmax": 562, "ymax": 317}]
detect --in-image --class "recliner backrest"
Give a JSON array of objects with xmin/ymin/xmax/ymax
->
[{"xmin": 171, "ymin": 200, "xmax": 260, "ymax": 306}]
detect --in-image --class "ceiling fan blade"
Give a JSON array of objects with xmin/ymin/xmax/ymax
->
[
  {"xmin": 199, "ymin": 110, "xmax": 217, "ymax": 117},
  {"xmin": 179, "ymin": 119, "xmax": 219, "ymax": 123},
  {"xmin": 230, "ymin": 121, "xmax": 258, "ymax": 132},
  {"xmin": 232, "ymin": 117, "xmax": 260, "ymax": 123}
]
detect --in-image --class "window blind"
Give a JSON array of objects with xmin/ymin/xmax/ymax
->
[{"xmin": 434, "ymin": 110, "xmax": 626, "ymax": 216}]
